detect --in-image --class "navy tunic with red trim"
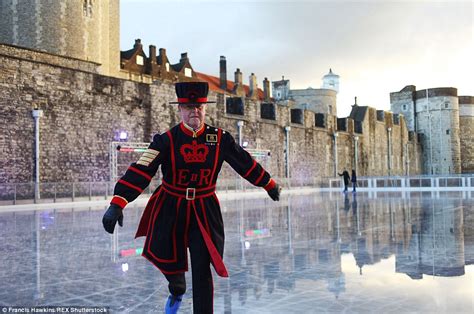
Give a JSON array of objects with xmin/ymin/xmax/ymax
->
[{"xmin": 110, "ymin": 122, "xmax": 276, "ymax": 277}]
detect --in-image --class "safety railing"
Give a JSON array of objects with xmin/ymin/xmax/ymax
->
[
  {"xmin": 329, "ymin": 175, "xmax": 474, "ymax": 191},
  {"xmin": 2, "ymin": 175, "xmax": 473, "ymax": 206},
  {"xmin": 0, "ymin": 176, "xmax": 329, "ymax": 206}
]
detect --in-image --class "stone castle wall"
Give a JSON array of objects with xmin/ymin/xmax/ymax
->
[
  {"xmin": 459, "ymin": 96, "xmax": 474, "ymax": 173},
  {"xmin": 0, "ymin": 0, "xmax": 120, "ymax": 76},
  {"xmin": 0, "ymin": 45, "xmax": 422, "ymax": 186}
]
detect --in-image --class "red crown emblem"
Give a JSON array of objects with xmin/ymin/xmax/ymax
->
[{"xmin": 180, "ymin": 140, "xmax": 209, "ymax": 163}]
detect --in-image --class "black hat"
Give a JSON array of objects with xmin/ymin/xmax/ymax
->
[{"xmin": 170, "ymin": 82, "xmax": 216, "ymax": 104}]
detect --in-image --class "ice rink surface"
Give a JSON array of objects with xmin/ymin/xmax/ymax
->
[{"xmin": 1, "ymin": 191, "xmax": 473, "ymax": 313}]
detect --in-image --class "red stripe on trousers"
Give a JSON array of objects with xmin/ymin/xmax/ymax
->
[{"xmin": 191, "ymin": 201, "xmax": 228, "ymax": 277}]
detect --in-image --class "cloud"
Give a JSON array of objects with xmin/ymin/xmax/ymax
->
[{"xmin": 121, "ymin": 0, "xmax": 473, "ymax": 117}]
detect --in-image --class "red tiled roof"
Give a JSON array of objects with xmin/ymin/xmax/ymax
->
[{"xmin": 196, "ymin": 71, "xmax": 265, "ymax": 100}]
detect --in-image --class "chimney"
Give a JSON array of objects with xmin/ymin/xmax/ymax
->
[
  {"xmin": 158, "ymin": 48, "xmax": 167, "ymax": 65},
  {"xmin": 149, "ymin": 45, "xmax": 157, "ymax": 64},
  {"xmin": 263, "ymin": 77, "xmax": 270, "ymax": 101},
  {"xmin": 235, "ymin": 68, "xmax": 242, "ymax": 86},
  {"xmin": 134, "ymin": 39, "xmax": 142, "ymax": 49},
  {"xmin": 180, "ymin": 52, "xmax": 188, "ymax": 63},
  {"xmin": 220, "ymin": 56, "xmax": 227, "ymax": 90},
  {"xmin": 233, "ymin": 68, "xmax": 245, "ymax": 97},
  {"xmin": 249, "ymin": 73, "xmax": 258, "ymax": 99}
]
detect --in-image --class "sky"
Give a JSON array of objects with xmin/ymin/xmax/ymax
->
[{"xmin": 120, "ymin": 0, "xmax": 473, "ymax": 118}]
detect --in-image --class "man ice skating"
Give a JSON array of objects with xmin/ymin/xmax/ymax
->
[
  {"xmin": 338, "ymin": 168, "xmax": 350, "ymax": 192},
  {"xmin": 102, "ymin": 81, "xmax": 281, "ymax": 313}
]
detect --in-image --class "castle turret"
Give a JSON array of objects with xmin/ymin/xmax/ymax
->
[
  {"xmin": 322, "ymin": 68, "xmax": 340, "ymax": 93},
  {"xmin": 414, "ymin": 88, "xmax": 461, "ymax": 174},
  {"xmin": 289, "ymin": 88, "xmax": 337, "ymax": 115},
  {"xmin": 390, "ymin": 85, "xmax": 417, "ymax": 132},
  {"xmin": 272, "ymin": 76, "xmax": 290, "ymax": 101}
]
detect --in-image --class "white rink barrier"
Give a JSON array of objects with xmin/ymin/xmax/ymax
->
[{"xmin": 329, "ymin": 175, "xmax": 474, "ymax": 191}]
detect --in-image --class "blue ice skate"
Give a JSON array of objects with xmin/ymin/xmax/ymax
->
[{"xmin": 165, "ymin": 294, "xmax": 183, "ymax": 314}]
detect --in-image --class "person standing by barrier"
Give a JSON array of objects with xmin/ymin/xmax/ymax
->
[
  {"xmin": 351, "ymin": 169, "xmax": 357, "ymax": 192},
  {"xmin": 102, "ymin": 81, "xmax": 281, "ymax": 314}
]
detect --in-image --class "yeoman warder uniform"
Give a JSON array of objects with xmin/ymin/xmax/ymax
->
[{"xmin": 102, "ymin": 82, "xmax": 281, "ymax": 314}]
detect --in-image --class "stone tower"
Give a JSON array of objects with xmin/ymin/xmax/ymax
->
[
  {"xmin": 289, "ymin": 88, "xmax": 337, "ymax": 115},
  {"xmin": 459, "ymin": 96, "xmax": 474, "ymax": 173},
  {"xmin": 322, "ymin": 68, "xmax": 340, "ymax": 93},
  {"xmin": 391, "ymin": 86, "xmax": 461, "ymax": 174},
  {"xmin": 0, "ymin": 0, "xmax": 120, "ymax": 76},
  {"xmin": 272, "ymin": 76, "xmax": 290, "ymax": 100},
  {"xmin": 390, "ymin": 85, "xmax": 417, "ymax": 131}
]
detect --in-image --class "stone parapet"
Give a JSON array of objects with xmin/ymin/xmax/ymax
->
[{"xmin": 0, "ymin": 46, "xmax": 422, "ymax": 184}]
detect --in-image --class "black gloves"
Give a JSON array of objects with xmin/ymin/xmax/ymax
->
[
  {"xmin": 267, "ymin": 183, "xmax": 281, "ymax": 201},
  {"xmin": 102, "ymin": 204, "xmax": 124, "ymax": 234}
]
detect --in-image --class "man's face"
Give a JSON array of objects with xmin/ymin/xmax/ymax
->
[{"xmin": 179, "ymin": 103, "xmax": 207, "ymax": 129}]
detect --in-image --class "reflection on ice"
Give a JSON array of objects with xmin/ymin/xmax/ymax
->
[
  {"xmin": 0, "ymin": 192, "xmax": 472, "ymax": 313},
  {"xmin": 216, "ymin": 192, "xmax": 473, "ymax": 312}
]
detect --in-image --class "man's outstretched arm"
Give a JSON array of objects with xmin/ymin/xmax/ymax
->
[
  {"xmin": 102, "ymin": 133, "xmax": 166, "ymax": 233},
  {"xmin": 222, "ymin": 132, "xmax": 281, "ymax": 201}
]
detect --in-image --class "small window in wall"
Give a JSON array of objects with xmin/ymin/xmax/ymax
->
[
  {"xmin": 337, "ymin": 118, "xmax": 347, "ymax": 131},
  {"xmin": 166, "ymin": 63, "xmax": 170, "ymax": 72},
  {"xmin": 446, "ymin": 129, "xmax": 450, "ymax": 135},
  {"xmin": 393, "ymin": 114, "xmax": 400, "ymax": 125},
  {"xmin": 260, "ymin": 103, "xmax": 276, "ymax": 120},
  {"xmin": 376, "ymin": 110, "xmax": 384, "ymax": 121},
  {"xmin": 226, "ymin": 97, "xmax": 244, "ymax": 115},
  {"xmin": 445, "ymin": 102, "xmax": 449, "ymax": 109},
  {"xmin": 136, "ymin": 55, "xmax": 144, "ymax": 66},
  {"xmin": 328, "ymin": 105, "xmax": 332, "ymax": 114},
  {"xmin": 402, "ymin": 104, "xmax": 407, "ymax": 111},
  {"xmin": 83, "ymin": 0, "xmax": 93, "ymax": 17},
  {"xmin": 315, "ymin": 113, "xmax": 325, "ymax": 128},
  {"xmin": 291, "ymin": 109, "xmax": 303, "ymax": 124},
  {"xmin": 354, "ymin": 121, "xmax": 363, "ymax": 134},
  {"xmin": 184, "ymin": 68, "xmax": 192, "ymax": 77}
]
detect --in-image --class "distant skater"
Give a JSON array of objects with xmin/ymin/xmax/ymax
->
[
  {"xmin": 338, "ymin": 168, "xmax": 350, "ymax": 192},
  {"xmin": 351, "ymin": 169, "xmax": 357, "ymax": 192}
]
